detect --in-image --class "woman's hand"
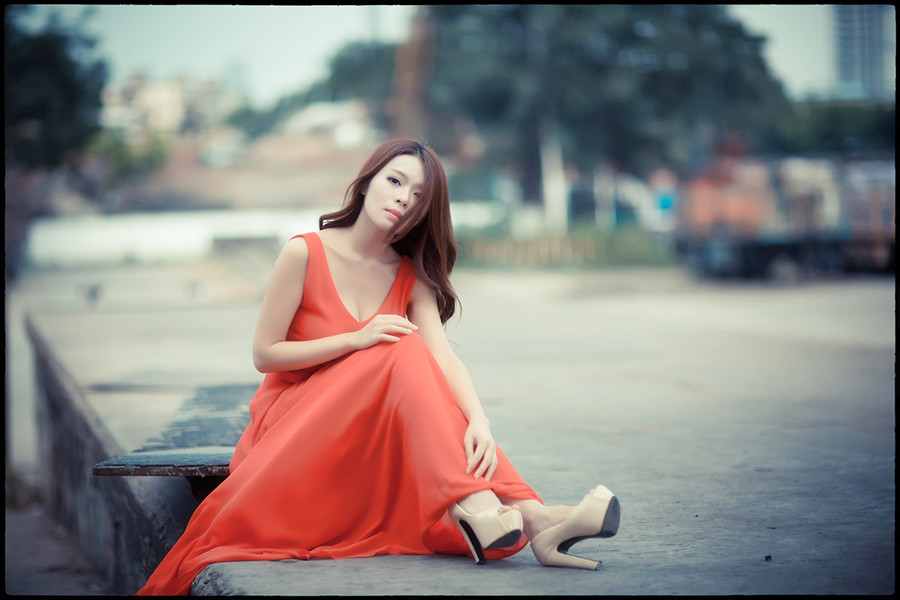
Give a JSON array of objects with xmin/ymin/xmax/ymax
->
[
  {"xmin": 352, "ymin": 314, "xmax": 418, "ymax": 350},
  {"xmin": 464, "ymin": 417, "xmax": 499, "ymax": 481}
]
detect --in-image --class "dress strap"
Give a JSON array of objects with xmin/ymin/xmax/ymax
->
[
  {"xmin": 290, "ymin": 231, "xmax": 325, "ymax": 270},
  {"xmin": 288, "ymin": 232, "xmax": 327, "ymax": 302},
  {"xmin": 291, "ymin": 231, "xmax": 322, "ymax": 253}
]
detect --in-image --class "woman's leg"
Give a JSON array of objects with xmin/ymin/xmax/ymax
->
[
  {"xmin": 457, "ymin": 489, "xmax": 519, "ymax": 516},
  {"xmin": 454, "ymin": 492, "xmax": 577, "ymax": 540},
  {"xmin": 498, "ymin": 497, "xmax": 575, "ymax": 541}
]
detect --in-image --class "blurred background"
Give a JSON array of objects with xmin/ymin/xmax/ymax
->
[{"xmin": 4, "ymin": 4, "xmax": 895, "ymax": 279}]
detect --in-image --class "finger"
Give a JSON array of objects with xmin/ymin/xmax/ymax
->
[
  {"xmin": 469, "ymin": 444, "xmax": 487, "ymax": 477},
  {"xmin": 481, "ymin": 448, "xmax": 498, "ymax": 481},
  {"xmin": 389, "ymin": 324, "xmax": 416, "ymax": 335},
  {"xmin": 386, "ymin": 314, "xmax": 418, "ymax": 330},
  {"xmin": 464, "ymin": 433, "xmax": 475, "ymax": 473},
  {"xmin": 474, "ymin": 446, "xmax": 495, "ymax": 479},
  {"xmin": 486, "ymin": 454, "xmax": 499, "ymax": 481},
  {"xmin": 475, "ymin": 453, "xmax": 494, "ymax": 479},
  {"xmin": 467, "ymin": 450, "xmax": 481, "ymax": 474},
  {"xmin": 374, "ymin": 321, "xmax": 414, "ymax": 336}
]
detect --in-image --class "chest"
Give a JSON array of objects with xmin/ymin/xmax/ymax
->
[{"xmin": 323, "ymin": 250, "xmax": 400, "ymax": 322}]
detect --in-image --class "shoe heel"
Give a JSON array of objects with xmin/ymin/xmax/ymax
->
[
  {"xmin": 529, "ymin": 485, "xmax": 619, "ymax": 570},
  {"xmin": 454, "ymin": 518, "xmax": 488, "ymax": 565},
  {"xmin": 540, "ymin": 548, "xmax": 601, "ymax": 570}
]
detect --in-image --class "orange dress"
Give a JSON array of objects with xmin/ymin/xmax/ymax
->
[{"xmin": 137, "ymin": 232, "xmax": 541, "ymax": 595}]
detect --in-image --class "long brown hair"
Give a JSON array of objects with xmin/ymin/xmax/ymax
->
[{"xmin": 319, "ymin": 138, "xmax": 458, "ymax": 323}]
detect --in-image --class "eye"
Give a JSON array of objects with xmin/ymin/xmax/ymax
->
[{"xmin": 388, "ymin": 177, "xmax": 401, "ymax": 185}]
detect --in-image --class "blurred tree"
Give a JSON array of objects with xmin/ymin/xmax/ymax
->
[
  {"xmin": 226, "ymin": 105, "xmax": 282, "ymax": 140},
  {"xmin": 226, "ymin": 41, "xmax": 398, "ymax": 139},
  {"xmin": 88, "ymin": 129, "xmax": 168, "ymax": 191},
  {"xmin": 327, "ymin": 42, "xmax": 397, "ymax": 103},
  {"xmin": 309, "ymin": 41, "xmax": 398, "ymax": 130},
  {"xmin": 5, "ymin": 5, "xmax": 108, "ymax": 280},
  {"xmin": 774, "ymin": 100, "xmax": 895, "ymax": 157},
  {"xmin": 4, "ymin": 5, "xmax": 108, "ymax": 169},
  {"xmin": 425, "ymin": 5, "xmax": 793, "ymax": 195}
]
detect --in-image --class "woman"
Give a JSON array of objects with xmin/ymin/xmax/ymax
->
[{"xmin": 137, "ymin": 139, "xmax": 619, "ymax": 595}]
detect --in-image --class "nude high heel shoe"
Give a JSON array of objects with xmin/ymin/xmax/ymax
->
[
  {"xmin": 529, "ymin": 485, "xmax": 620, "ymax": 570},
  {"xmin": 449, "ymin": 503, "xmax": 524, "ymax": 565}
]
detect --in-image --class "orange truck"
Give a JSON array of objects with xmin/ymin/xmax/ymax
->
[{"xmin": 673, "ymin": 156, "xmax": 895, "ymax": 279}]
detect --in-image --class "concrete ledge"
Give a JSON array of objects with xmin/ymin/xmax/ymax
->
[
  {"xmin": 25, "ymin": 304, "xmax": 260, "ymax": 594},
  {"xmin": 27, "ymin": 312, "xmax": 199, "ymax": 593}
]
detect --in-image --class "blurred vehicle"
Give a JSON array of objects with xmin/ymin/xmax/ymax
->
[{"xmin": 673, "ymin": 156, "xmax": 895, "ymax": 280}]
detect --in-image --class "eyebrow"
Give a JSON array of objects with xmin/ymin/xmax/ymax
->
[
  {"xmin": 387, "ymin": 168, "xmax": 423, "ymax": 188},
  {"xmin": 386, "ymin": 168, "xmax": 409, "ymax": 181}
]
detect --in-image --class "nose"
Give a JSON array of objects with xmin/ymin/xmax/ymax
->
[{"xmin": 396, "ymin": 192, "xmax": 410, "ymax": 207}]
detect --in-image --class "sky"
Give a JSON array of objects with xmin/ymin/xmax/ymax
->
[
  {"xmin": 23, "ymin": 5, "xmax": 840, "ymax": 107},
  {"xmin": 23, "ymin": 5, "xmax": 418, "ymax": 108},
  {"xmin": 727, "ymin": 4, "xmax": 834, "ymax": 100}
]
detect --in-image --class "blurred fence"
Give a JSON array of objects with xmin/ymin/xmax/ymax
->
[{"xmin": 457, "ymin": 229, "xmax": 674, "ymax": 268}]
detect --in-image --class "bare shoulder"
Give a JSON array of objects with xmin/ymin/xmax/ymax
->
[
  {"xmin": 267, "ymin": 236, "xmax": 311, "ymax": 286},
  {"xmin": 280, "ymin": 235, "xmax": 310, "ymax": 262}
]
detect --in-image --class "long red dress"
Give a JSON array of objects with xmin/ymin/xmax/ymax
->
[{"xmin": 137, "ymin": 232, "xmax": 542, "ymax": 595}]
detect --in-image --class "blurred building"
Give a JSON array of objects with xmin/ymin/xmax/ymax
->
[
  {"xmin": 278, "ymin": 100, "xmax": 375, "ymax": 149},
  {"xmin": 101, "ymin": 73, "xmax": 246, "ymax": 137},
  {"xmin": 833, "ymin": 5, "xmax": 895, "ymax": 102}
]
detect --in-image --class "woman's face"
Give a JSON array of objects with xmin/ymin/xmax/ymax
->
[{"xmin": 361, "ymin": 154, "xmax": 425, "ymax": 232}]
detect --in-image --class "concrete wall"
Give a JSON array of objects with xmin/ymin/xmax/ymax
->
[{"xmin": 27, "ymin": 314, "xmax": 198, "ymax": 594}]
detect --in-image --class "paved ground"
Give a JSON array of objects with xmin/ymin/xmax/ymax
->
[
  {"xmin": 5, "ymin": 249, "xmax": 895, "ymax": 595},
  {"xmin": 4, "ymin": 505, "xmax": 113, "ymax": 596}
]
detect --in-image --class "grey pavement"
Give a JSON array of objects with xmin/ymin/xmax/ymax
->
[
  {"xmin": 5, "ymin": 505, "xmax": 113, "ymax": 596},
  {"xmin": 6, "ymin": 249, "xmax": 896, "ymax": 595}
]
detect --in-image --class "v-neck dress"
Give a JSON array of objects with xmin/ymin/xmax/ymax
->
[{"xmin": 137, "ymin": 231, "xmax": 541, "ymax": 595}]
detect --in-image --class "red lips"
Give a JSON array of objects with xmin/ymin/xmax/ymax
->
[{"xmin": 385, "ymin": 209, "xmax": 402, "ymax": 220}]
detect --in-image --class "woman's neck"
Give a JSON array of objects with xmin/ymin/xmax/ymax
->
[{"xmin": 335, "ymin": 219, "xmax": 397, "ymax": 263}]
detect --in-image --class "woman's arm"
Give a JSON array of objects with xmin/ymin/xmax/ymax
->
[
  {"xmin": 252, "ymin": 237, "xmax": 354, "ymax": 372},
  {"xmin": 407, "ymin": 279, "xmax": 498, "ymax": 479},
  {"xmin": 252, "ymin": 237, "xmax": 417, "ymax": 373}
]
